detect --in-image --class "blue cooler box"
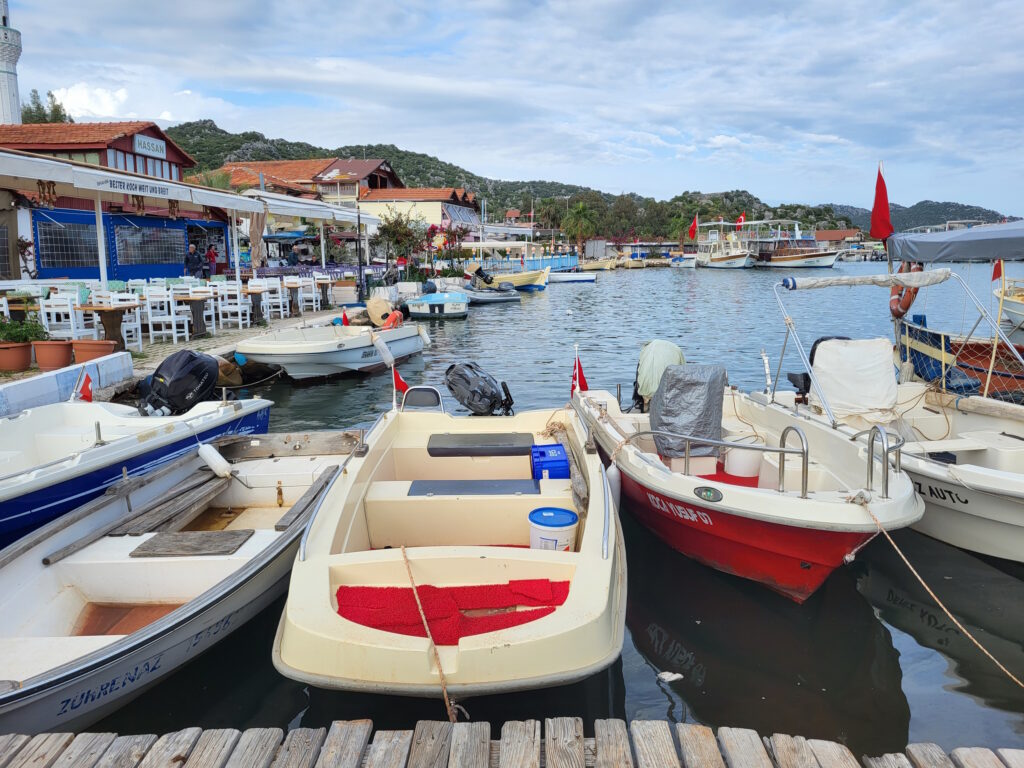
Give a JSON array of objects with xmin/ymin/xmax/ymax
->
[{"xmin": 531, "ymin": 444, "xmax": 571, "ymax": 480}]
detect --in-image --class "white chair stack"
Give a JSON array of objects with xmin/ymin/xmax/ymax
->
[
  {"xmin": 144, "ymin": 288, "xmax": 190, "ymax": 344},
  {"xmin": 38, "ymin": 297, "xmax": 100, "ymax": 341}
]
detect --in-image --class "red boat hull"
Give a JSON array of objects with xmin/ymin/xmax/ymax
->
[{"xmin": 618, "ymin": 472, "xmax": 874, "ymax": 603}]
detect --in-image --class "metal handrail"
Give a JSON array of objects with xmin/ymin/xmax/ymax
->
[
  {"xmin": 619, "ymin": 428, "xmax": 810, "ymax": 498},
  {"xmin": 600, "ymin": 463, "xmax": 611, "ymax": 560},
  {"xmin": 852, "ymin": 425, "xmax": 901, "ymax": 499}
]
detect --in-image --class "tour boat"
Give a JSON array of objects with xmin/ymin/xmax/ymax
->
[
  {"xmin": 574, "ymin": 377, "xmax": 921, "ymax": 603},
  {"xmin": 695, "ymin": 235, "xmax": 754, "ymax": 269},
  {"xmin": 235, "ymin": 323, "xmax": 429, "ymax": 380},
  {"xmin": 404, "ymin": 291, "xmax": 469, "ymax": 319},
  {"xmin": 0, "ymin": 399, "xmax": 270, "ymax": 548},
  {"xmin": 772, "ymin": 262, "xmax": 1024, "ymax": 563},
  {"xmin": 465, "ymin": 264, "xmax": 550, "ymax": 291},
  {"xmin": 547, "ymin": 271, "xmax": 597, "ymax": 283},
  {"xmin": 0, "ymin": 434, "xmax": 350, "ymax": 733},
  {"xmin": 581, "ymin": 257, "xmax": 617, "ymax": 271},
  {"xmin": 741, "ymin": 219, "xmax": 839, "ymax": 268},
  {"xmin": 273, "ymin": 395, "xmax": 626, "ymax": 696}
]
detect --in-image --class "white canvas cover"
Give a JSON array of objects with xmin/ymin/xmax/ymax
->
[{"xmin": 809, "ymin": 338, "xmax": 898, "ymax": 418}]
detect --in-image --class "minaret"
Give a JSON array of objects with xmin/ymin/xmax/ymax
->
[{"xmin": 0, "ymin": 0, "xmax": 21, "ymax": 124}]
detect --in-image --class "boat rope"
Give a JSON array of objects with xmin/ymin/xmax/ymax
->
[
  {"xmin": 221, "ymin": 368, "xmax": 283, "ymax": 389},
  {"xmin": 859, "ymin": 503, "xmax": 1024, "ymax": 689},
  {"xmin": 399, "ymin": 545, "xmax": 458, "ymax": 722}
]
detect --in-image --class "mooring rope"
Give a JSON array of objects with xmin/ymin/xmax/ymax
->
[
  {"xmin": 400, "ymin": 545, "xmax": 458, "ymax": 722},
  {"xmin": 860, "ymin": 503, "xmax": 1024, "ymax": 689}
]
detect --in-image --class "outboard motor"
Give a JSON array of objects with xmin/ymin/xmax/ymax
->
[
  {"xmin": 139, "ymin": 350, "xmax": 220, "ymax": 416},
  {"xmin": 497, "ymin": 281, "xmax": 515, "ymax": 292},
  {"xmin": 444, "ymin": 362, "xmax": 514, "ymax": 416},
  {"xmin": 475, "ymin": 267, "xmax": 495, "ymax": 285}
]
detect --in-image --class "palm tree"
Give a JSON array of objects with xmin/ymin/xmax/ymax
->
[{"xmin": 562, "ymin": 202, "xmax": 597, "ymax": 256}]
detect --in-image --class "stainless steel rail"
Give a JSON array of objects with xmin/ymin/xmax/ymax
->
[
  {"xmin": 600, "ymin": 463, "xmax": 611, "ymax": 560},
  {"xmin": 778, "ymin": 425, "xmax": 809, "ymax": 498},
  {"xmin": 848, "ymin": 425, "xmax": 903, "ymax": 499}
]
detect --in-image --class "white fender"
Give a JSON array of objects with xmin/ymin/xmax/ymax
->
[
  {"xmin": 606, "ymin": 462, "xmax": 621, "ymax": 507},
  {"xmin": 370, "ymin": 332, "xmax": 395, "ymax": 368},
  {"xmin": 417, "ymin": 324, "xmax": 431, "ymax": 346},
  {"xmin": 198, "ymin": 443, "xmax": 232, "ymax": 478}
]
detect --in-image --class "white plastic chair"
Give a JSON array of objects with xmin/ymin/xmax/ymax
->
[
  {"xmin": 39, "ymin": 297, "xmax": 99, "ymax": 340},
  {"xmin": 144, "ymin": 288, "xmax": 190, "ymax": 344},
  {"xmin": 112, "ymin": 292, "xmax": 143, "ymax": 352},
  {"xmin": 0, "ymin": 296, "xmax": 9, "ymax": 319},
  {"xmin": 262, "ymin": 277, "xmax": 289, "ymax": 319},
  {"xmin": 126, "ymin": 279, "xmax": 148, "ymax": 295},
  {"xmin": 298, "ymin": 277, "xmax": 320, "ymax": 312},
  {"xmin": 217, "ymin": 283, "xmax": 251, "ymax": 330},
  {"xmin": 147, "ymin": 277, "xmax": 167, "ymax": 288}
]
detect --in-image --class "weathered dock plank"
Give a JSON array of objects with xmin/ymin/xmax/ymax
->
[
  {"xmin": 806, "ymin": 740, "xmax": 859, "ymax": 768},
  {"xmin": 997, "ymin": 750, "xmax": 1024, "ymax": 768},
  {"xmin": 223, "ymin": 728, "xmax": 283, "ymax": 768},
  {"xmin": 594, "ymin": 719, "xmax": 633, "ymax": 768},
  {"xmin": 363, "ymin": 730, "xmax": 413, "ymax": 768},
  {"xmin": 675, "ymin": 724, "xmax": 724, "ymax": 768},
  {"xmin": 6, "ymin": 733, "xmax": 74, "ymax": 768},
  {"xmin": 763, "ymin": 734, "xmax": 818, "ymax": 768},
  {"xmin": 137, "ymin": 728, "xmax": 202, "ymax": 768},
  {"xmin": 718, "ymin": 728, "xmax": 772, "ymax": 768},
  {"xmin": 270, "ymin": 728, "xmax": 326, "ymax": 768},
  {"xmin": 313, "ymin": 720, "xmax": 372, "ymax": 768},
  {"xmin": 906, "ymin": 745, "xmax": 956, "ymax": 768},
  {"xmin": 951, "ymin": 749, "xmax": 1006, "ymax": 768},
  {"xmin": 629, "ymin": 721, "xmax": 679, "ymax": 768},
  {"xmin": 0, "ymin": 735, "xmax": 29, "ymax": 768},
  {"xmin": 446, "ymin": 722, "xmax": 489, "ymax": 768},
  {"xmin": 863, "ymin": 754, "xmax": 913, "ymax": 768},
  {"xmin": 182, "ymin": 729, "xmax": 241, "ymax": 768},
  {"xmin": 546, "ymin": 717, "xmax": 585, "ymax": 768},
  {"xmin": 93, "ymin": 734, "xmax": 158, "ymax": 768},
  {"xmin": 406, "ymin": 721, "xmax": 451, "ymax": 768},
  {"xmin": 52, "ymin": 733, "xmax": 118, "ymax": 768},
  {"xmin": 499, "ymin": 721, "xmax": 541, "ymax": 768}
]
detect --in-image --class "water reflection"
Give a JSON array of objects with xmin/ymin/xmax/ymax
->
[{"xmin": 622, "ymin": 513, "xmax": 910, "ymax": 756}]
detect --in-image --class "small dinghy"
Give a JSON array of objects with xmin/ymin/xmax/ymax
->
[
  {"xmin": 0, "ymin": 433, "xmax": 353, "ymax": 733},
  {"xmin": 574, "ymin": 358, "xmax": 921, "ymax": 602},
  {"xmin": 405, "ymin": 286, "xmax": 469, "ymax": 319},
  {"xmin": 0, "ymin": 351, "xmax": 270, "ymax": 547},
  {"xmin": 235, "ymin": 322, "xmax": 429, "ymax": 380},
  {"xmin": 273, "ymin": 366, "xmax": 626, "ymax": 696},
  {"xmin": 548, "ymin": 271, "xmax": 596, "ymax": 283}
]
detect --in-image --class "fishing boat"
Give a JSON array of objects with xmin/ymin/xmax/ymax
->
[
  {"xmin": 695, "ymin": 226, "xmax": 754, "ymax": 269},
  {"xmin": 581, "ymin": 257, "xmax": 617, "ymax": 271},
  {"xmin": 770, "ymin": 251, "xmax": 1024, "ymax": 562},
  {"xmin": 235, "ymin": 323, "xmax": 429, "ymax": 380},
  {"xmin": 465, "ymin": 264, "xmax": 550, "ymax": 291},
  {"xmin": 742, "ymin": 220, "xmax": 839, "ymax": 268},
  {"xmin": 620, "ymin": 256, "xmax": 646, "ymax": 269},
  {"xmin": 574, "ymin": 364, "xmax": 921, "ymax": 602},
  {"xmin": 404, "ymin": 291, "xmax": 469, "ymax": 319},
  {"xmin": 0, "ymin": 433, "xmax": 351, "ymax": 733},
  {"xmin": 995, "ymin": 277, "xmax": 1024, "ymax": 330},
  {"xmin": 548, "ymin": 271, "xmax": 597, "ymax": 284},
  {"xmin": 273, "ymin": 381, "xmax": 626, "ymax": 696},
  {"xmin": 669, "ymin": 254, "xmax": 696, "ymax": 269},
  {"xmin": 464, "ymin": 286, "xmax": 521, "ymax": 304},
  {"xmin": 0, "ymin": 398, "xmax": 270, "ymax": 548}
]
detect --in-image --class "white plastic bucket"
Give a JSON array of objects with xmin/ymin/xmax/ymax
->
[
  {"xmin": 724, "ymin": 434, "xmax": 764, "ymax": 477},
  {"xmin": 528, "ymin": 507, "xmax": 579, "ymax": 551}
]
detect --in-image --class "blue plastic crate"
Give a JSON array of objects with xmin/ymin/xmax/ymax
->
[{"xmin": 531, "ymin": 444, "xmax": 571, "ymax": 480}]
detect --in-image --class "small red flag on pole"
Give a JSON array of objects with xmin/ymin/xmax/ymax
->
[
  {"xmin": 993, "ymin": 259, "xmax": 1004, "ymax": 282},
  {"xmin": 870, "ymin": 162, "xmax": 894, "ymax": 242},
  {"xmin": 76, "ymin": 373, "xmax": 93, "ymax": 402},
  {"xmin": 735, "ymin": 211, "xmax": 745, "ymax": 231},
  {"xmin": 688, "ymin": 214, "xmax": 698, "ymax": 240},
  {"xmin": 342, "ymin": 309, "xmax": 350, "ymax": 326},
  {"xmin": 391, "ymin": 364, "xmax": 409, "ymax": 410},
  {"xmin": 571, "ymin": 345, "xmax": 588, "ymax": 398}
]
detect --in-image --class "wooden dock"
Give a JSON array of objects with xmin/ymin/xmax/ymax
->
[{"xmin": 0, "ymin": 718, "xmax": 1020, "ymax": 768}]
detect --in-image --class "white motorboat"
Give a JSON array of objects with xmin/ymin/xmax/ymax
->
[
  {"xmin": 547, "ymin": 271, "xmax": 596, "ymax": 283},
  {"xmin": 0, "ymin": 398, "xmax": 270, "ymax": 548},
  {"xmin": 235, "ymin": 323, "xmax": 429, "ymax": 380},
  {"xmin": 995, "ymin": 278, "xmax": 1024, "ymax": 329},
  {"xmin": 695, "ymin": 229, "xmax": 753, "ymax": 269},
  {"xmin": 0, "ymin": 433, "xmax": 352, "ymax": 733},
  {"xmin": 405, "ymin": 291, "xmax": 469, "ymax": 319},
  {"xmin": 770, "ymin": 264, "xmax": 1024, "ymax": 563},
  {"xmin": 273, "ymin": 388, "xmax": 626, "ymax": 696},
  {"xmin": 669, "ymin": 254, "xmax": 696, "ymax": 268}
]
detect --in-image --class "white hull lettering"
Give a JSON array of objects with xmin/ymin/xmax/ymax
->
[{"xmin": 646, "ymin": 492, "xmax": 713, "ymax": 526}]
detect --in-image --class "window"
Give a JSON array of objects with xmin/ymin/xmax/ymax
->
[
  {"xmin": 107, "ymin": 149, "xmax": 115, "ymax": 167},
  {"xmin": 85, "ymin": 152, "xmax": 100, "ymax": 165},
  {"xmin": 147, "ymin": 158, "xmax": 156, "ymax": 176},
  {"xmin": 37, "ymin": 221, "xmax": 100, "ymax": 269},
  {"xmin": 115, "ymin": 225, "xmax": 186, "ymax": 265},
  {"xmin": 0, "ymin": 224, "xmax": 10, "ymax": 278},
  {"xmin": 116, "ymin": 151, "xmax": 126, "ymax": 170},
  {"xmin": 170, "ymin": 165, "xmax": 179, "ymax": 180}
]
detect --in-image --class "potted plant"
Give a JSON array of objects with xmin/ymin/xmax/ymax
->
[
  {"xmin": 0, "ymin": 316, "xmax": 46, "ymax": 373},
  {"xmin": 30, "ymin": 319, "xmax": 73, "ymax": 371},
  {"xmin": 72, "ymin": 338, "xmax": 118, "ymax": 363}
]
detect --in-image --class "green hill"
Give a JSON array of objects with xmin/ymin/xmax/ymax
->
[{"xmin": 828, "ymin": 201, "xmax": 1009, "ymax": 232}]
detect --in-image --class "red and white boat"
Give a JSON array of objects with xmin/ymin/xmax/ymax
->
[{"xmin": 574, "ymin": 385, "xmax": 922, "ymax": 602}]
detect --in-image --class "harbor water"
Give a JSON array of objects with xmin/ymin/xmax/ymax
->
[{"xmin": 96, "ymin": 263, "xmax": 1024, "ymax": 751}]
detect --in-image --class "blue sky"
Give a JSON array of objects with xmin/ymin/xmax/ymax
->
[{"xmin": 10, "ymin": 0, "xmax": 1023, "ymax": 213}]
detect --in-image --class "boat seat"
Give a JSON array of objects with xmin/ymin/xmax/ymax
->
[
  {"xmin": 364, "ymin": 479, "xmax": 574, "ymax": 548},
  {"xmin": 901, "ymin": 438, "xmax": 987, "ymax": 455},
  {"xmin": 0, "ymin": 636, "xmax": 121, "ymax": 682},
  {"xmin": 426, "ymin": 432, "xmax": 534, "ymax": 457},
  {"xmin": 958, "ymin": 430, "xmax": 1024, "ymax": 472},
  {"xmin": 408, "ymin": 479, "xmax": 540, "ymax": 496}
]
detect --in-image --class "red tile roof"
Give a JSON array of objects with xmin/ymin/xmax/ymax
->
[
  {"xmin": 506, "ymin": 208, "xmax": 521, "ymax": 218},
  {"xmin": 219, "ymin": 159, "xmax": 335, "ymax": 185},
  {"xmin": 317, "ymin": 158, "xmax": 394, "ymax": 183},
  {"xmin": 210, "ymin": 166, "xmax": 312, "ymax": 196},
  {"xmin": 359, "ymin": 187, "xmax": 469, "ymax": 203},
  {"xmin": 0, "ymin": 121, "xmax": 195, "ymax": 165},
  {"xmin": 814, "ymin": 229, "xmax": 861, "ymax": 241}
]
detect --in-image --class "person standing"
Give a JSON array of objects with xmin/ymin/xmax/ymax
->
[
  {"xmin": 204, "ymin": 244, "xmax": 217, "ymax": 279},
  {"xmin": 185, "ymin": 243, "xmax": 203, "ymax": 277}
]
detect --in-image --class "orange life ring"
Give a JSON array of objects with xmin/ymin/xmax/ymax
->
[
  {"xmin": 381, "ymin": 310, "xmax": 404, "ymax": 329},
  {"xmin": 889, "ymin": 262, "xmax": 923, "ymax": 319}
]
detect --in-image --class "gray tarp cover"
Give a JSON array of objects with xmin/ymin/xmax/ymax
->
[
  {"xmin": 649, "ymin": 364, "xmax": 726, "ymax": 458},
  {"xmin": 887, "ymin": 219, "xmax": 1024, "ymax": 264}
]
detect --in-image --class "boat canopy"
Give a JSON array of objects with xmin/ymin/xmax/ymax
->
[
  {"xmin": 887, "ymin": 220, "xmax": 1024, "ymax": 263},
  {"xmin": 781, "ymin": 269, "xmax": 951, "ymax": 291}
]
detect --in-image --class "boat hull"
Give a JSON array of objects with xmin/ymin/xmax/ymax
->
[
  {"xmin": 406, "ymin": 293, "xmax": 468, "ymax": 319},
  {"xmin": 548, "ymin": 272, "xmax": 596, "ymax": 283},
  {"xmin": 0, "ymin": 407, "xmax": 270, "ymax": 548},
  {"xmin": 755, "ymin": 251, "xmax": 839, "ymax": 268},
  {"xmin": 581, "ymin": 258, "xmax": 617, "ymax": 271},
  {"xmin": 697, "ymin": 254, "xmax": 753, "ymax": 269},
  {"xmin": 669, "ymin": 257, "xmax": 696, "ymax": 269},
  {"xmin": 464, "ymin": 289, "xmax": 520, "ymax": 304}
]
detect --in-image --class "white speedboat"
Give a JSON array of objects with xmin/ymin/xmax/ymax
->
[
  {"xmin": 405, "ymin": 291, "xmax": 469, "ymax": 319},
  {"xmin": 547, "ymin": 271, "xmax": 596, "ymax": 283},
  {"xmin": 0, "ymin": 399, "xmax": 270, "ymax": 548},
  {"xmin": 0, "ymin": 435, "xmax": 350, "ymax": 733},
  {"xmin": 235, "ymin": 323, "xmax": 429, "ymax": 380},
  {"xmin": 669, "ymin": 254, "xmax": 696, "ymax": 268},
  {"xmin": 273, "ymin": 390, "xmax": 626, "ymax": 696}
]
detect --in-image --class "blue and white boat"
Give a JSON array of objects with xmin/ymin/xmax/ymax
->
[
  {"xmin": 547, "ymin": 271, "xmax": 596, "ymax": 283},
  {"xmin": 0, "ymin": 399, "xmax": 271, "ymax": 547},
  {"xmin": 405, "ymin": 291, "xmax": 469, "ymax": 319}
]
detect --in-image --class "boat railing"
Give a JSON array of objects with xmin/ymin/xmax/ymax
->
[
  {"xmin": 599, "ymin": 463, "xmax": 612, "ymax": 560},
  {"xmin": 621, "ymin": 428, "xmax": 811, "ymax": 499},
  {"xmin": 849, "ymin": 425, "xmax": 903, "ymax": 499}
]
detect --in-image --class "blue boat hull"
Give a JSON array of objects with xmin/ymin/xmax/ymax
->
[
  {"xmin": 0, "ymin": 407, "xmax": 270, "ymax": 548},
  {"xmin": 517, "ymin": 284, "xmax": 547, "ymax": 292}
]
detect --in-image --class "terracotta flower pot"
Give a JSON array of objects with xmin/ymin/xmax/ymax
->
[
  {"xmin": 0, "ymin": 342, "xmax": 32, "ymax": 373},
  {"xmin": 32, "ymin": 340, "xmax": 74, "ymax": 372},
  {"xmin": 72, "ymin": 339, "xmax": 118, "ymax": 364}
]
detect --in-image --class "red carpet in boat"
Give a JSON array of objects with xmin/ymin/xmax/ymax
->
[
  {"xmin": 336, "ymin": 579, "xmax": 570, "ymax": 645},
  {"xmin": 698, "ymin": 469, "xmax": 761, "ymax": 488}
]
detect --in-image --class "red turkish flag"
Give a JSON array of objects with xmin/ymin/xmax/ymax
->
[
  {"xmin": 571, "ymin": 353, "xmax": 588, "ymax": 398},
  {"xmin": 688, "ymin": 215, "xmax": 698, "ymax": 240},
  {"xmin": 870, "ymin": 163, "xmax": 894, "ymax": 241},
  {"xmin": 393, "ymin": 365, "xmax": 409, "ymax": 395},
  {"xmin": 993, "ymin": 259, "xmax": 1004, "ymax": 282},
  {"xmin": 77, "ymin": 373, "xmax": 93, "ymax": 402},
  {"xmin": 735, "ymin": 211, "xmax": 746, "ymax": 231},
  {"xmin": 342, "ymin": 309, "xmax": 350, "ymax": 326}
]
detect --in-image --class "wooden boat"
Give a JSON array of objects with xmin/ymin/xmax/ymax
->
[
  {"xmin": 0, "ymin": 399, "xmax": 271, "ymax": 548},
  {"xmin": 754, "ymin": 247, "xmax": 838, "ymax": 268},
  {"xmin": 273, "ymin": 397, "xmax": 627, "ymax": 696},
  {"xmin": 235, "ymin": 323, "xmax": 429, "ymax": 380},
  {"xmin": 404, "ymin": 292, "xmax": 469, "ymax": 319},
  {"xmin": 574, "ymin": 384, "xmax": 921, "ymax": 603},
  {"xmin": 742, "ymin": 220, "xmax": 839, "ymax": 268},
  {"xmin": 0, "ymin": 433, "xmax": 353, "ymax": 733},
  {"xmin": 620, "ymin": 257, "xmax": 646, "ymax": 269},
  {"xmin": 465, "ymin": 264, "xmax": 550, "ymax": 291},
  {"xmin": 581, "ymin": 257, "xmax": 617, "ymax": 271},
  {"xmin": 695, "ymin": 236, "xmax": 753, "ymax": 269}
]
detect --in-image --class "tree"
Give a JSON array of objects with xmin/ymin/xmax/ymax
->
[
  {"xmin": 21, "ymin": 89, "xmax": 73, "ymax": 124},
  {"xmin": 371, "ymin": 206, "xmax": 428, "ymax": 266},
  {"xmin": 562, "ymin": 202, "xmax": 598, "ymax": 255},
  {"xmin": 535, "ymin": 198, "xmax": 564, "ymax": 230}
]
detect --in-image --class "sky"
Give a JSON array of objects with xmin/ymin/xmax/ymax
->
[{"xmin": 10, "ymin": 0, "xmax": 1024, "ymax": 213}]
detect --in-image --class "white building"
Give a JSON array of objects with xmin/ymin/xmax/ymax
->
[{"xmin": 0, "ymin": 0, "xmax": 21, "ymax": 124}]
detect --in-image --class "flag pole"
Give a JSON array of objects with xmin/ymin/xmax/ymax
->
[{"xmin": 984, "ymin": 260, "xmax": 1006, "ymax": 398}]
